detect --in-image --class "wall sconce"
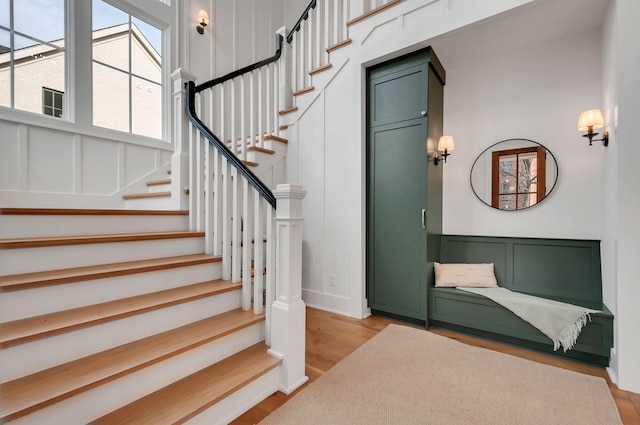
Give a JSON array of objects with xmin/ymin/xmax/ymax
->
[
  {"xmin": 196, "ymin": 10, "xmax": 209, "ymax": 34},
  {"xmin": 577, "ymin": 109, "xmax": 608, "ymax": 146},
  {"xmin": 434, "ymin": 135, "xmax": 454, "ymax": 165}
]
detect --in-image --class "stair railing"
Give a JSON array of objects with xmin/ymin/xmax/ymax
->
[{"xmin": 287, "ymin": 0, "xmax": 351, "ymax": 95}]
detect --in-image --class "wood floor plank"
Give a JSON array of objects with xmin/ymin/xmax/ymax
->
[
  {"xmin": 0, "ymin": 231, "xmax": 204, "ymax": 249},
  {"xmin": 0, "ymin": 309, "xmax": 263, "ymax": 423},
  {"xmin": 0, "ymin": 280, "xmax": 240, "ymax": 348},
  {"xmin": 90, "ymin": 343, "xmax": 279, "ymax": 425},
  {"xmin": 0, "ymin": 254, "xmax": 221, "ymax": 291},
  {"xmin": 232, "ymin": 308, "xmax": 640, "ymax": 425}
]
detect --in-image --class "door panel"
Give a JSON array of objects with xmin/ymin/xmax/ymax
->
[
  {"xmin": 367, "ymin": 50, "xmax": 430, "ymax": 321},
  {"xmin": 368, "ymin": 119, "xmax": 427, "ymax": 319}
]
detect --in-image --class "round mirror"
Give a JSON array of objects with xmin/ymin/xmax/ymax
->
[{"xmin": 470, "ymin": 139, "xmax": 558, "ymax": 211}]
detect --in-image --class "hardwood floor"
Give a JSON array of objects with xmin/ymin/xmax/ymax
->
[{"xmin": 232, "ymin": 308, "xmax": 640, "ymax": 425}]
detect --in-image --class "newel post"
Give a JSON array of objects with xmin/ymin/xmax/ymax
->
[
  {"xmin": 170, "ymin": 68, "xmax": 196, "ymax": 211},
  {"xmin": 268, "ymin": 184, "xmax": 308, "ymax": 394}
]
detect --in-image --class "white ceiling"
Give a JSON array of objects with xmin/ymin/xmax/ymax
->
[{"xmin": 429, "ymin": 0, "xmax": 612, "ymax": 69}]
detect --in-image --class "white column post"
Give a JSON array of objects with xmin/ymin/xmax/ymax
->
[
  {"xmin": 268, "ymin": 184, "xmax": 308, "ymax": 394},
  {"xmin": 277, "ymin": 27, "xmax": 292, "ymax": 112},
  {"xmin": 170, "ymin": 68, "xmax": 197, "ymax": 211}
]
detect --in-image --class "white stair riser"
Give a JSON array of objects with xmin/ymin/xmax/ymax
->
[
  {"xmin": 6, "ymin": 323, "xmax": 264, "ymax": 425},
  {"xmin": 0, "ymin": 262, "xmax": 223, "ymax": 323},
  {"xmin": 0, "ymin": 214, "xmax": 189, "ymax": 238},
  {"xmin": 124, "ymin": 196, "xmax": 172, "ymax": 210},
  {"xmin": 1, "ymin": 237, "xmax": 206, "ymax": 275},
  {"xmin": 147, "ymin": 183, "xmax": 172, "ymax": 194},
  {"xmin": 0, "ymin": 290, "xmax": 244, "ymax": 382},
  {"xmin": 186, "ymin": 368, "xmax": 279, "ymax": 425}
]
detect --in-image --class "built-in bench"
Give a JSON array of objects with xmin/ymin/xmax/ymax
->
[{"xmin": 428, "ymin": 235, "xmax": 614, "ymax": 366}]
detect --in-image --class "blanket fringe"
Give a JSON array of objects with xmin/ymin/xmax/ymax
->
[{"xmin": 555, "ymin": 312, "xmax": 593, "ymax": 352}]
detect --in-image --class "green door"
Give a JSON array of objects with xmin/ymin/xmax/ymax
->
[{"xmin": 367, "ymin": 54, "xmax": 430, "ymax": 321}]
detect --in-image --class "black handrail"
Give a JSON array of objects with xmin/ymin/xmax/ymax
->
[
  {"xmin": 194, "ymin": 34, "xmax": 284, "ymax": 93},
  {"xmin": 185, "ymin": 81, "xmax": 277, "ymax": 209},
  {"xmin": 287, "ymin": 0, "xmax": 317, "ymax": 44}
]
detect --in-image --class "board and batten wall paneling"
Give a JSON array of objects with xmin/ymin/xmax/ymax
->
[{"xmin": 187, "ymin": 0, "xmax": 285, "ymax": 82}]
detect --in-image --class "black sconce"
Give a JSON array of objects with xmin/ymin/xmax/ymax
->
[{"xmin": 578, "ymin": 109, "xmax": 609, "ymax": 146}]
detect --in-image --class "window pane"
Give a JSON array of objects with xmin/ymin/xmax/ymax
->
[
  {"xmin": 0, "ymin": 0, "xmax": 9, "ymax": 28},
  {"xmin": 0, "ymin": 29, "xmax": 9, "ymax": 108},
  {"xmin": 518, "ymin": 193, "xmax": 537, "ymax": 209},
  {"xmin": 15, "ymin": 50, "xmax": 65, "ymax": 114},
  {"xmin": 92, "ymin": 0, "xmax": 128, "ymax": 31},
  {"xmin": 499, "ymin": 194, "xmax": 516, "ymax": 211},
  {"xmin": 132, "ymin": 77, "xmax": 161, "ymax": 138},
  {"xmin": 14, "ymin": 0, "xmax": 65, "ymax": 46},
  {"xmin": 131, "ymin": 18, "xmax": 162, "ymax": 83},
  {"xmin": 518, "ymin": 153, "xmax": 537, "ymax": 194},
  {"xmin": 93, "ymin": 62, "xmax": 129, "ymax": 132},
  {"xmin": 499, "ymin": 155, "xmax": 516, "ymax": 194},
  {"xmin": 54, "ymin": 92, "xmax": 62, "ymax": 108}
]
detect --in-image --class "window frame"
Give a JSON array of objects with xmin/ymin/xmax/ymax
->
[
  {"xmin": 491, "ymin": 146, "xmax": 547, "ymax": 210},
  {"xmin": 0, "ymin": 0, "xmax": 174, "ymax": 145},
  {"xmin": 42, "ymin": 87, "xmax": 64, "ymax": 118}
]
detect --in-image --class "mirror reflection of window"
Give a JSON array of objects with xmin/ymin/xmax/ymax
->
[{"xmin": 491, "ymin": 147, "xmax": 546, "ymax": 210}]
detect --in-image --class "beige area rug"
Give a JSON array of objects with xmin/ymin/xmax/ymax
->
[{"xmin": 259, "ymin": 324, "xmax": 622, "ymax": 425}]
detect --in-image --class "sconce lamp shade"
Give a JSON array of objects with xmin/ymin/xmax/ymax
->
[
  {"xmin": 577, "ymin": 109, "xmax": 604, "ymax": 131},
  {"xmin": 198, "ymin": 10, "xmax": 210, "ymax": 26},
  {"xmin": 438, "ymin": 135, "xmax": 455, "ymax": 151}
]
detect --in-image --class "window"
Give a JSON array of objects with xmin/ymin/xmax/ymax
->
[
  {"xmin": 92, "ymin": 0, "xmax": 163, "ymax": 139},
  {"xmin": 42, "ymin": 87, "xmax": 63, "ymax": 117},
  {"xmin": 0, "ymin": 0, "xmax": 66, "ymax": 116},
  {"xmin": 491, "ymin": 147, "xmax": 546, "ymax": 210}
]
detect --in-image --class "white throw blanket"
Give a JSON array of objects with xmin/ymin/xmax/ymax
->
[{"xmin": 457, "ymin": 287, "xmax": 601, "ymax": 352}]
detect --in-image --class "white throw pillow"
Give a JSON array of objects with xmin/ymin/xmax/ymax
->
[{"xmin": 434, "ymin": 262, "xmax": 498, "ymax": 288}]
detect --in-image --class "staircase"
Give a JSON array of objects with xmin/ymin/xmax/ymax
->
[
  {"xmin": 0, "ymin": 0, "xmax": 403, "ymax": 423},
  {"xmin": 0, "ymin": 208, "xmax": 282, "ymax": 424}
]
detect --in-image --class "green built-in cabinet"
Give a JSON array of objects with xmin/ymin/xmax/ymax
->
[{"xmin": 366, "ymin": 48, "xmax": 445, "ymax": 322}]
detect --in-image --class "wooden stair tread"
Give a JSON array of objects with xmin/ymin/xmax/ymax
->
[
  {"xmin": 264, "ymin": 134, "xmax": 288, "ymax": 144},
  {"xmin": 146, "ymin": 179, "xmax": 171, "ymax": 186},
  {"xmin": 326, "ymin": 38, "xmax": 352, "ymax": 53},
  {"xmin": 122, "ymin": 192, "xmax": 171, "ymax": 200},
  {"xmin": 0, "ymin": 280, "xmax": 241, "ymax": 348},
  {"xmin": 0, "ymin": 254, "xmax": 221, "ymax": 292},
  {"xmin": 0, "ymin": 231, "xmax": 205, "ymax": 249},
  {"xmin": 347, "ymin": 0, "xmax": 403, "ymax": 26},
  {"xmin": 90, "ymin": 343, "xmax": 279, "ymax": 425},
  {"xmin": 0, "ymin": 309, "xmax": 263, "ymax": 423},
  {"xmin": 292, "ymin": 86, "xmax": 315, "ymax": 96},
  {"xmin": 247, "ymin": 146, "xmax": 275, "ymax": 155},
  {"xmin": 309, "ymin": 63, "xmax": 333, "ymax": 76},
  {"xmin": 278, "ymin": 107, "xmax": 298, "ymax": 116},
  {"xmin": 0, "ymin": 208, "xmax": 187, "ymax": 216},
  {"xmin": 242, "ymin": 160, "xmax": 259, "ymax": 167}
]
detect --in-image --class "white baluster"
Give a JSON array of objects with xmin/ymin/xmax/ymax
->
[
  {"xmin": 265, "ymin": 202, "xmax": 275, "ymax": 345},
  {"xmin": 315, "ymin": 4, "xmax": 322, "ymax": 69},
  {"xmin": 188, "ymin": 122, "xmax": 197, "ymax": 231},
  {"xmin": 257, "ymin": 67, "xmax": 264, "ymax": 147},
  {"xmin": 230, "ymin": 79, "xmax": 237, "ymax": 156},
  {"xmin": 240, "ymin": 75, "xmax": 247, "ymax": 160},
  {"xmin": 265, "ymin": 64, "xmax": 272, "ymax": 136},
  {"xmin": 242, "ymin": 181, "xmax": 253, "ymax": 310},
  {"xmin": 213, "ymin": 148, "xmax": 223, "ymax": 256},
  {"xmin": 204, "ymin": 141, "xmax": 214, "ymax": 254},
  {"xmin": 253, "ymin": 191, "xmax": 265, "ymax": 315},
  {"xmin": 222, "ymin": 160, "xmax": 232, "ymax": 281},
  {"xmin": 232, "ymin": 168, "xmax": 242, "ymax": 283},
  {"xmin": 249, "ymin": 70, "xmax": 256, "ymax": 151}
]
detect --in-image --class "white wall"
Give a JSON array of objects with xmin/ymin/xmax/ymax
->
[
  {"xmin": 442, "ymin": 30, "xmax": 604, "ymax": 239},
  {"xmin": 184, "ymin": 0, "xmax": 285, "ymax": 82},
  {"xmin": 601, "ymin": 0, "xmax": 640, "ymax": 395}
]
